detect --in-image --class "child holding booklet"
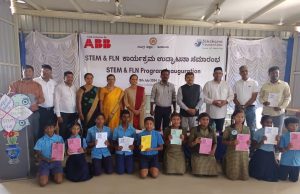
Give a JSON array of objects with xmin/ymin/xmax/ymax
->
[
  {"xmin": 189, "ymin": 112, "xmax": 218, "ymax": 176},
  {"xmin": 138, "ymin": 117, "xmax": 164, "ymax": 178},
  {"xmin": 113, "ymin": 110, "xmax": 136, "ymax": 174},
  {"xmin": 86, "ymin": 114, "xmax": 113, "ymax": 176},
  {"xmin": 222, "ymin": 109, "xmax": 250, "ymax": 180},
  {"xmin": 279, "ymin": 117, "xmax": 300, "ymax": 182},
  {"xmin": 65, "ymin": 123, "xmax": 92, "ymax": 182},
  {"xmin": 249, "ymin": 115, "xmax": 279, "ymax": 182},
  {"xmin": 34, "ymin": 123, "xmax": 64, "ymax": 187},
  {"xmin": 163, "ymin": 113, "xmax": 187, "ymax": 175}
]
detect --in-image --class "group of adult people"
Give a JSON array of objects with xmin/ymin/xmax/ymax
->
[{"xmin": 8, "ymin": 64, "xmax": 291, "ymax": 170}]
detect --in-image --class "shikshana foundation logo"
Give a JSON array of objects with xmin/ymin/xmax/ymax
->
[
  {"xmin": 194, "ymin": 38, "xmax": 224, "ymax": 49},
  {"xmin": 194, "ymin": 39, "xmax": 202, "ymax": 47}
]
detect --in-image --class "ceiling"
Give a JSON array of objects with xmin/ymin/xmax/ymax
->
[{"xmin": 11, "ymin": 0, "xmax": 300, "ymax": 27}]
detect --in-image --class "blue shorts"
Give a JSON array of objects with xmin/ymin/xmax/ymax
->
[
  {"xmin": 39, "ymin": 160, "xmax": 63, "ymax": 176},
  {"xmin": 139, "ymin": 154, "xmax": 159, "ymax": 170}
]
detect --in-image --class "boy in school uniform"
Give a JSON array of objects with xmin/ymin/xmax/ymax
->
[
  {"xmin": 34, "ymin": 123, "xmax": 64, "ymax": 187},
  {"xmin": 138, "ymin": 117, "xmax": 164, "ymax": 178},
  {"xmin": 279, "ymin": 117, "xmax": 300, "ymax": 182},
  {"xmin": 113, "ymin": 110, "xmax": 136, "ymax": 174},
  {"xmin": 86, "ymin": 114, "xmax": 113, "ymax": 176}
]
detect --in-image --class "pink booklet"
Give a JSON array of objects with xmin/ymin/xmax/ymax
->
[
  {"xmin": 51, "ymin": 143, "xmax": 65, "ymax": 161},
  {"xmin": 67, "ymin": 138, "xmax": 81, "ymax": 154},
  {"xmin": 290, "ymin": 132, "xmax": 300, "ymax": 150},
  {"xmin": 199, "ymin": 138, "xmax": 212, "ymax": 154},
  {"xmin": 236, "ymin": 134, "xmax": 250, "ymax": 151}
]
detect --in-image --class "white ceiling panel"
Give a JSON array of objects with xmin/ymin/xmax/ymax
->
[
  {"xmin": 165, "ymin": 0, "xmax": 211, "ymax": 20},
  {"xmin": 30, "ymin": 0, "xmax": 77, "ymax": 12},
  {"xmin": 212, "ymin": 0, "xmax": 274, "ymax": 22},
  {"xmin": 252, "ymin": 0, "xmax": 300, "ymax": 25}
]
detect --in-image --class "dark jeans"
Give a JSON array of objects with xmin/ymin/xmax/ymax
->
[
  {"xmin": 38, "ymin": 107, "xmax": 57, "ymax": 139},
  {"xmin": 271, "ymin": 114, "xmax": 284, "ymax": 135},
  {"xmin": 212, "ymin": 118, "xmax": 226, "ymax": 161},
  {"xmin": 154, "ymin": 106, "xmax": 171, "ymax": 131},
  {"xmin": 212, "ymin": 118, "xmax": 225, "ymax": 135},
  {"xmin": 58, "ymin": 112, "xmax": 78, "ymax": 140}
]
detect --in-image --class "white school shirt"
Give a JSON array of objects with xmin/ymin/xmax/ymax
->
[
  {"xmin": 203, "ymin": 80, "xmax": 234, "ymax": 119},
  {"xmin": 33, "ymin": 77, "xmax": 57, "ymax": 108},
  {"xmin": 233, "ymin": 78, "xmax": 259, "ymax": 106},
  {"xmin": 54, "ymin": 82, "xmax": 77, "ymax": 117}
]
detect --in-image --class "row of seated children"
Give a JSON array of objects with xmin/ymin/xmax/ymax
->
[{"xmin": 34, "ymin": 109, "xmax": 300, "ymax": 187}]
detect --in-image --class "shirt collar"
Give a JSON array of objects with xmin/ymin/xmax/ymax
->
[
  {"xmin": 45, "ymin": 134, "xmax": 56, "ymax": 140},
  {"xmin": 70, "ymin": 134, "xmax": 80, "ymax": 138},
  {"xmin": 159, "ymin": 81, "xmax": 170, "ymax": 86},
  {"xmin": 268, "ymin": 80, "xmax": 282, "ymax": 85}
]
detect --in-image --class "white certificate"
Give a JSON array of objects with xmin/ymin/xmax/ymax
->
[
  {"xmin": 268, "ymin": 93, "xmax": 279, "ymax": 107},
  {"xmin": 264, "ymin": 127, "xmax": 278, "ymax": 145},
  {"xmin": 96, "ymin": 132, "xmax": 107, "ymax": 148},
  {"xmin": 118, "ymin": 137, "xmax": 134, "ymax": 152}
]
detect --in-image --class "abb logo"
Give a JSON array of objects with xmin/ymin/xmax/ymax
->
[{"xmin": 84, "ymin": 38, "xmax": 111, "ymax": 48}]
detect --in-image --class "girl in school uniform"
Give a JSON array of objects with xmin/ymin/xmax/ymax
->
[
  {"xmin": 222, "ymin": 109, "xmax": 250, "ymax": 180},
  {"xmin": 34, "ymin": 123, "xmax": 64, "ymax": 187},
  {"xmin": 189, "ymin": 112, "xmax": 218, "ymax": 176},
  {"xmin": 113, "ymin": 110, "xmax": 136, "ymax": 174},
  {"xmin": 163, "ymin": 113, "xmax": 187, "ymax": 175},
  {"xmin": 86, "ymin": 113, "xmax": 113, "ymax": 176},
  {"xmin": 249, "ymin": 115, "xmax": 279, "ymax": 182},
  {"xmin": 138, "ymin": 117, "xmax": 164, "ymax": 178},
  {"xmin": 65, "ymin": 123, "xmax": 92, "ymax": 182}
]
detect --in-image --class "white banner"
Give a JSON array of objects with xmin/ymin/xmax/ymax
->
[{"xmin": 79, "ymin": 34, "xmax": 227, "ymax": 94}]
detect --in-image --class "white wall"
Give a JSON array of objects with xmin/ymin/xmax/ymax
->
[{"xmin": 0, "ymin": 0, "xmax": 20, "ymax": 94}]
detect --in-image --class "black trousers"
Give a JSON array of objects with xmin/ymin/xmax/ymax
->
[
  {"xmin": 59, "ymin": 112, "xmax": 78, "ymax": 140},
  {"xmin": 38, "ymin": 107, "xmax": 57, "ymax": 139},
  {"xmin": 154, "ymin": 106, "xmax": 171, "ymax": 131}
]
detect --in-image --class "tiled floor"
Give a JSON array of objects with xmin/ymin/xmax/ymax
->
[{"xmin": 1, "ymin": 172, "xmax": 299, "ymax": 194}]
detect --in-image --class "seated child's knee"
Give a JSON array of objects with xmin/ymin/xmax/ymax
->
[
  {"xmin": 39, "ymin": 177, "xmax": 48, "ymax": 187},
  {"xmin": 150, "ymin": 168, "xmax": 159, "ymax": 178},
  {"xmin": 140, "ymin": 169, "xmax": 148, "ymax": 178}
]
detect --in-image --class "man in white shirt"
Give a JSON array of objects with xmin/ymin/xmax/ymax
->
[
  {"xmin": 34, "ymin": 64, "xmax": 57, "ymax": 139},
  {"xmin": 233, "ymin": 65, "xmax": 259, "ymax": 135},
  {"xmin": 203, "ymin": 67, "xmax": 234, "ymax": 135},
  {"xmin": 54, "ymin": 71, "xmax": 78, "ymax": 140}
]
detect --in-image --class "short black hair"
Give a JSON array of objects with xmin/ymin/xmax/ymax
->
[
  {"xmin": 96, "ymin": 113, "xmax": 106, "ymax": 120},
  {"xmin": 41, "ymin": 64, "xmax": 52, "ymax": 71},
  {"xmin": 43, "ymin": 122, "xmax": 55, "ymax": 130},
  {"xmin": 239, "ymin": 65, "xmax": 248, "ymax": 71},
  {"xmin": 161, "ymin": 69, "xmax": 170, "ymax": 75},
  {"xmin": 170, "ymin": 112, "xmax": 181, "ymax": 119},
  {"xmin": 214, "ymin": 67, "xmax": 223, "ymax": 72},
  {"xmin": 185, "ymin": 72, "xmax": 194, "ymax": 78},
  {"xmin": 268, "ymin": 66, "xmax": 280, "ymax": 74},
  {"xmin": 284, "ymin": 117, "xmax": 299, "ymax": 128},
  {"xmin": 84, "ymin": 73, "xmax": 94, "ymax": 79},
  {"xmin": 23, "ymin": 65, "xmax": 34, "ymax": 72},
  {"xmin": 144, "ymin": 117, "xmax": 155, "ymax": 124},
  {"xmin": 64, "ymin": 71, "xmax": 73, "ymax": 77},
  {"xmin": 260, "ymin": 115, "xmax": 272, "ymax": 124},
  {"xmin": 107, "ymin": 74, "xmax": 115, "ymax": 80},
  {"xmin": 129, "ymin": 74, "xmax": 138, "ymax": 80},
  {"xmin": 120, "ymin": 109, "xmax": 130, "ymax": 118}
]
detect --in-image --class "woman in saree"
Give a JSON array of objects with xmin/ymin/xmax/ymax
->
[
  {"xmin": 99, "ymin": 74, "xmax": 124, "ymax": 130},
  {"xmin": 124, "ymin": 74, "xmax": 146, "ymax": 130},
  {"xmin": 77, "ymin": 73, "xmax": 100, "ymax": 137}
]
